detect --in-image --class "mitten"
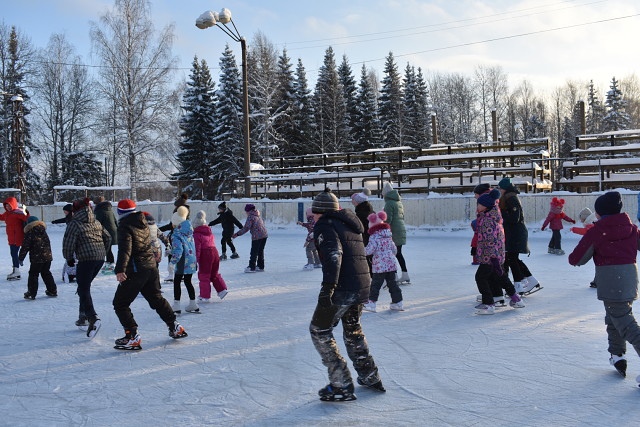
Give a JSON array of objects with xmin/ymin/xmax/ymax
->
[
  {"xmin": 541, "ymin": 226, "xmax": 546, "ymax": 231},
  {"xmin": 470, "ymin": 247, "xmax": 477, "ymax": 256},
  {"xmin": 490, "ymin": 258, "xmax": 504, "ymax": 277},
  {"xmin": 67, "ymin": 259, "xmax": 75, "ymax": 267},
  {"xmin": 318, "ymin": 282, "xmax": 335, "ymax": 308}
]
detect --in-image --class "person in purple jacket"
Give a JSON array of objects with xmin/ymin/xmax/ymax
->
[
  {"xmin": 233, "ymin": 204, "xmax": 268, "ymax": 273},
  {"xmin": 569, "ymin": 191, "xmax": 640, "ymax": 380}
]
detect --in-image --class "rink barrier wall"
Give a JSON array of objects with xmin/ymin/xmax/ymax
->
[{"xmin": 22, "ymin": 193, "xmax": 640, "ymax": 228}]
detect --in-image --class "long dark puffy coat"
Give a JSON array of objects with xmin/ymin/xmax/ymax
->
[
  {"xmin": 94, "ymin": 201, "xmax": 118, "ymax": 246},
  {"xmin": 19, "ymin": 220, "xmax": 53, "ymax": 264},
  {"xmin": 114, "ymin": 211, "xmax": 157, "ymax": 275},
  {"xmin": 354, "ymin": 201, "xmax": 374, "ymax": 246},
  {"xmin": 499, "ymin": 188, "xmax": 529, "ymax": 254},
  {"xmin": 314, "ymin": 209, "xmax": 371, "ymax": 304}
]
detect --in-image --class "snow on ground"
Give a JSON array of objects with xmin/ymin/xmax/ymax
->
[{"xmin": 1, "ymin": 223, "xmax": 639, "ymax": 426}]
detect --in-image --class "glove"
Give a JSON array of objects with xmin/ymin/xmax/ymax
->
[
  {"xmin": 19, "ymin": 259, "xmax": 24, "ymax": 266},
  {"xmin": 164, "ymin": 246, "xmax": 171, "ymax": 257},
  {"xmin": 318, "ymin": 282, "xmax": 335, "ymax": 308},
  {"xmin": 490, "ymin": 258, "xmax": 504, "ymax": 277},
  {"xmin": 541, "ymin": 227, "xmax": 545, "ymax": 231},
  {"xmin": 232, "ymin": 233, "xmax": 238, "ymax": 239},
  {"xmin": 67, "ymin": 259, "xmax": 75, "ymax": 267}
]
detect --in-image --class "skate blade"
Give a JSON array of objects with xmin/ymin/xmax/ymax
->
[
  {"xmin": 171, "ymin": 331, "xmax": 188, "ymax": 339},
  {"xmin": 319, "ymin": 394, "xmax": 357, "ymax": 402},
  {"xmin": 114, "ymin": 345, "xmax": 142, "ymax": 351},
  {"xmin": 87, "ymin": 320, "xmax": 101, "ymax": 338},
  {"xmin": 521, "ymin": 285, "xmax": 544, "ymax": 296},
  {"xmin": 185, "ymin": 309, "xmax": 201, "ymax": 314}
]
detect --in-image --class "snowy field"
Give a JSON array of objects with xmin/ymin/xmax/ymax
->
[{"xmin": 1, "ymin": 222, "xmax": 639, "ymax": 426}]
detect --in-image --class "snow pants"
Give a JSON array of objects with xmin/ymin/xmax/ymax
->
[
  {"xmin": 76, "ymin": 260, "xmax": 103, "ymax": 321},
  {"xmin": 309, "ymin": 292, "xmax": 380, "ymax": 388},
  {"xmin": 27, "ymin": 261, "xmax": 57, "ymax": 297},
  {"xmin": 604, "ymin": 300, "xmax": 640, "ymax": 357},
  {"xmin": 197, "ymin": 246, "xmax": 227, "ymax": 299},
  {"xmin": 369, "ymin": 271, "xmax": 402, "ymax": 304}
]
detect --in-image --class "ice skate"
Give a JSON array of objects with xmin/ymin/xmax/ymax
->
[
  {"xmin": 244, "ymin": 266, "xmax": 256, "ymax": 273},
  {"xmin": 197, "ymin": 296, "xmax": 211, "ymax": 303},
  {"xmin": 87, "ymin": 318, "xmax": 101, "ymax": 338},
  {"xmin": 172, "ymin": 300, "xmax": 181, "ymax": 314},
  {"xmin": 509, "ymin": 293, "xmax": 525, "ymax": 308},
  {"xmin": 220, "ymin": 253, "xmax": 228, "ymax": 260},
  {"xmin": 303, "ymin": 263, "xmax": 315, "ymax": 270},
  {"xmin": 230, "ymin": 252, "xmax": 240, "ymax": 259},
  {"xmin": 75, "ymin": 316, "xmax": 88, "ymax": 328},
  {"xmin": 318, "ymin": 383, "xmax": 357, "ymax": 402},
  {"xmin": 218, "ymin": 290, "xmax": 228, "ymax": 299},
  {"xmin": 23, "ymin": 292, "xmax": 35, "ymax": 300},
  {"xmin": 7, "ymin": 267, "xmax": 20, "ymax": 281},
  {"xmin": 363, "ymin": 300, "xmax": 377, "ymax": 312},
  {"xmin": 396, "ymin": 271, "xmax": 410, "ymax": 285},
  {"xmin": 610, "ymin": 354, "xmax": 626, "ymax": 377},
  {"xmin": 168, "ymin": 321, "xmax": 188, "ymax": 339},
  {"xmin": 45, "ymin": 290, "xmax": 57, "ymax": 297},
  {"xmin": 475, "ymin": 303, "xmax": 495, "ymax": 315},
  {"xmin": 314, "ymin": 263, "xmax": 322, "ymax": 268},
  {"xmin": 389, "ymin": 301, "xmax": 404, "ymax": 311},
  {"xmin": 519, "ymin": 276, "xmax": 543, "ymax": 295},
  {"xmin": 357, "ymin": 373, "xmax": 386, "ymax": 392},
  {"xmin": 114, "ymin": 331, "xmax": 142, "ymax": 351},
  {"xmin": 185, "ymin": 299, "xmax": 200, "ymax": 313},
  {"xmin": 476, "ymin": 295, "xmax": 505, "ymax": 306}
]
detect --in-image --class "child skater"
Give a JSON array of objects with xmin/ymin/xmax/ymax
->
[
  {"xmin": 19, "ymin": 216, "xmax": 58, "ymax": 300},
  {"xmin": 570, "ymin": 207, "xmax": 598, "ymax": 288},
  {"xmin": 193, "ymin": 210, "xmax": 228, "ymax": 302},
  {"xmin": 569, "ymin": 191, "xmax": 640, "ymax": 380},
  {"xmin": 297, "ymin": 207, "xmax": 321, "ymax": 270},
  {"xmin": 233, "ymin": 204, "xmax": 268, "ymax": 273},
  {"xmin": 470, "ymin": 219, "xmax": 479, "ymax": 265},
  {"xmin": 363, "ymin": 211, "xmax": 403, "ymax": 312},
  {"xmin": 169, "ymin": 206, "xmax": 199, "ymax": 314},
  {"xmin": 209, "ymin": 202, "xmax": 243, "ymax": 260},
  {"xmin": 541, "ymin": 197, "xmax": 575, "ymax": 255},
  {"xmin": 474, "ymin": 189, "xmax": 525, "ymax": 315}
]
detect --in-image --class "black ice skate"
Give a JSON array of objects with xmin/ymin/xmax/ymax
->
[
  {"xmin": 86, "ymin": 318, "xmax": 101, "ymax": 338},
  {"xmin": 114, "ymin": 331, "xmax": 142, "ymax": 351},
  {"xmin": 610, "ymin": 354, "xmax": 627, "ymax": 377},
  {"xmin": 318, "ymin": 383, "xmax": 357, "ymax": 402},
  {"xmin": 168, "ymin": 322, "xmax": 188, "ymax": 339},
  {"xmin": 357, "ymin": 377, "xmax": 386, "ymax": 392}
]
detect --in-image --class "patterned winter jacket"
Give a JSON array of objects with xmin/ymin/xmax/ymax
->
[
  {"xmin": 314, "ymin": 209, "xmax": 371, "ymax": 304},
  {"xmin": 365, "ymin": 223, "xmax": 397, "ymax": 273},
  {"xmin": 62, "ymin": 207, "xmax": 110, "ymax": 262},
  {"xmin": 542, "ymin": 205, "xmax": 575, "ymax": 231},
  {"xmin": 298, "ymin": 215, "xmax": 316, "ymax": 243},
  {"xmin": 19, "ymin": 220, "xmax": 53, "ymax": 264},
  {"xmin": 209, "ymin": 209, "xmax": 243, "ymax": 238},
  {"xmin": 234, "ymin": 210, "xmax": 268, "ymax": 240},
  {"xmin": 499, "ymin": 188, "xmax": 529, "ymax": 254},
  {"xmin": 93, "ymin": 201, "xmax": 118, "ymax": 245},
  {"xmin": 383, "ymin": 190, "xmax": 406, "ymax": 246},
  {"xmin": 476, "ymin": 206, "xmax": 506, "ymax": 265},
  {"xmin": 569, "ymin": 212, "xmax": 640, "ymax": 302},
  {"xmin": 170, "ymin": 219, "xmax": 198, "ymax": 274},
  {"xmin": 114, "ymin": 212, "xmax": 157, "ymax": 274},
  {"xmin": 0, "ymin": 197, "xmax": 27, "ymax": 246}
]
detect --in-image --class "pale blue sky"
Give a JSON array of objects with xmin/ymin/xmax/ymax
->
[{"xmin": 3, "ymin": 0, "xmax": 640, "ymax": 94}]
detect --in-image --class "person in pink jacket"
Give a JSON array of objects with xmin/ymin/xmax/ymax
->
[
  {"xmin": 0, "ymin": 197, "xmax": 28, "ymax": 280},
  {"xmin": 192, "ymin": 211, "xmax": 228, "ymax": 302},
  {"xmin": 541, "ymin": 197, "xmax": 575, "ymax": 255}
]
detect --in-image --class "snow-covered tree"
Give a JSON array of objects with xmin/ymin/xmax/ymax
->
[
  {"xmin": 414, "ymin": 68, "xmax": 432, "ymax": 147},
  {"xmin": 211, "ymin": 44, "xmax": 244, "ymax": 196},
  {"xmin": 586, "ymin": 80, "xmax": 605, "ymax": 134},
  {"xmin": 378, "ymin": 52, "xmax": 403, "ymax": 147},
  {"xmin": 312, "ymin": 47, "xmax": 348, "ymax": 153},
  {"xmin": 270, "ymin": 48, "xmax": 296, "ymax": 157},
  {"xmin": 173, "ymin": 56, "xmax": 218, "ymax": 199},
  {"xmin": 602, "ymin": 77, "xmax": 631, "ymax": 132},
  {"xmin": 353, "ymin": 64, "xmax": 382, "ymax": 150},
  {"xmin": 338, "ymin": 55, "xmax": 357, "ymax": 150},
  {"xmin": 289, "ymin": 59, "xmax": 315, "ymax": 155}
]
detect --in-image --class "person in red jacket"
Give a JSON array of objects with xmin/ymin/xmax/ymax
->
[
  {"xmin": 568, "ymin": 191, "xmax": 640, "ymax": 380},
  {"xmin": 541, "ymin": 197, "xmax": 575, "ymax": 255},
  {"xmin": 0, "ymin": 197, "xmax": 28, "ymax": 280}
]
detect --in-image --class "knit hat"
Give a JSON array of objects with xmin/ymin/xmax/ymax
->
[
  {"xmin": 244, "ymin": 203, "xmax": 256, "ymax": 212},
  {"xmin": 551, "ymin": 197, "xmax": 565, "ymax": 207},
  {"xmin": 26, "ymin": 215, "xmax": 39, "ymax": 225},
  {"xmin": 193, "ymin": 210, "xmax": 207, "ymax": 227},
  {"xmin": 367, "ymin": 211, "xmax": 387, "ymax": 228},
  {"xmin": 498, "ymin": 177, "xmax": 511, "ymax": 190},
  {"xmin": 594, "ymin": 191, "xmax": 622, "ymax": 216},
  {"xmin": 72, "ymin": 197, "xmax": 91, "ymax": 212},
  {"xmin": 382, "ymin": 182, "xmax": 394, "ymax": 197},
  {"xmin": 473, "ymin": 183, "xmax": 491, "ymax": 195},
  {"xmin": 171, "ymin": 206, "xmax": 189, "ymax": 226},
  {"xmin": 312, "ymin": 188, "xmax": 340, "ymax": 214},
  {"xmin": 142, "ymin": 211, "xmax": 155, "ymax": 225},
  {"xmin": 351, "ymin": 192, "xmax": 368, "ymax": 204},
  {"xmin": 218, "ymin": 202, "xmax": 226, "ymax": 210},
  {"xmin": 117, "ymin": 199, "xmax": 137, "ymax": 217},
  {"xmin": 477, "ymin": 189, "xmax": 501, "ymax": 208},
  {"xmin": 578, "ymin": 207, "xmax": 592, "ymax": 223},
  {"xmin": 62, "ymin": 203, "xmax": 73, "ymax": 213}
]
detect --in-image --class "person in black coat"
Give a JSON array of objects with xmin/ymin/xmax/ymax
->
[
  {"xmin": 93, "ymin": 196, "xmax": 118, "ymax": 267},
  {"xmin": 309, "ymin": 189, "xmax": 384, "ymax": 402},
  {"xmin": 51, "ymin": 204, "xmax": 73, "ymax": 225},
  {"xmin": 112, "ymin": 199, "xmax": 187, "ymax": 350},
  {"xmin": 208, "ymin": 202, "xmax": 243, "ymax": 260},
  {"xmin": 351, "ymin": 189, "xmax": 374, "ymax": 274}
]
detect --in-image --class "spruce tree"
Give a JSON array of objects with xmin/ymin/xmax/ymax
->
[
  {"xmin": 353, "ymin": 64, "xmax": 382, "ymax": 150},
  {"xmin": 586, "ymin": 80, "xmax": 605, "ymax": 134},
  {"xmin": 602, "ymin": 77, "xmax": 631, "ymax": 132},
  {"xmin": 272, "ymin": 48, "xmax": 296, "ymax": 157},
  {"xmin": 378, "ymin": 52, "xmax": 404, "ymax": 147},
  {"xmin": 402, "ymin": 63, "xmax": 419, "ymax": 147},
  {"xmin": 291, "ymin": 59, "xmax": 315, "ymax": 155},
  {"xmin": 338, "ymin": 55, "xmax": 358, "ymax": 151},
  {"xmin": 173, "ymin": 56, "xmax": 217, "ymax": 199}
]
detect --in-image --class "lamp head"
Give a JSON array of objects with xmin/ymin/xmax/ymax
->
[
  {"xmin": 196, "ymin": 10, "xmax": 217, "ymax": 29},
  {"xmin": 218, "ymin": 8, "xmax": 232, "ymax": 24}
]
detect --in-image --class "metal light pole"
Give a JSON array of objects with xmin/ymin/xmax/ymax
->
[{"xmin": 196, "ymin": 8, "xmax": 252, "ymax": 198}]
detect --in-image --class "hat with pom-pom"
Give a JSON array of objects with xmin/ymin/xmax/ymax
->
[
  {"xmin": 117, "ymin": 199, "xmax": 136, "ymax": 217},
  {"xmin": 142, "ymin": 211, "xmax": 155, "ymax": 225},
  {"xmin": 72, "ymin": 197, "xmax": 91, "ymax": 212},
  {"xmin": 244, "ymin": 203, "xmax": 256, "ymax": 212},
  {"xmin": 312, "ymin": 188, "xmax": 339, "ymax": 214},
  {"xmin": 477, "ymin": 189, "xmax": 501, "ymax": 208},
  {"xmin": 551, "ymin": 197, "xmax": 565, "ymax": 207},
  {"xmin": 171, "ymin": 206, "xmax": 189, "ymax": 226},
  {"xmin": 367, "ymin": 211, "xmax": 387, "ymax": 228},
  {"xmin": 193, "ymin": 210, "xmax": 207, "ymax": 227}
]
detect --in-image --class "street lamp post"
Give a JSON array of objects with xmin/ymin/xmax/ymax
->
[{"xmin": 196, "ymin": 8, "xmax": 252, "ymax": 198}]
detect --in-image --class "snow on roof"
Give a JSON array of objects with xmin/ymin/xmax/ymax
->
[
  {"xmin": 576, "ymin": 129, "xmax": 640, "ymax": 138},
  {"xmin": 414, "ymin": 150, "xmax": 541, "ymax": 161},
  {"xmin": 362, "ymin": 146, "xmax": 414, "ymax": 153}
]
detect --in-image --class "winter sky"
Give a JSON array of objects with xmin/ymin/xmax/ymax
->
[{"xmin": 3, "ymin": 0, "xmax": 640, "ymax": 93}]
